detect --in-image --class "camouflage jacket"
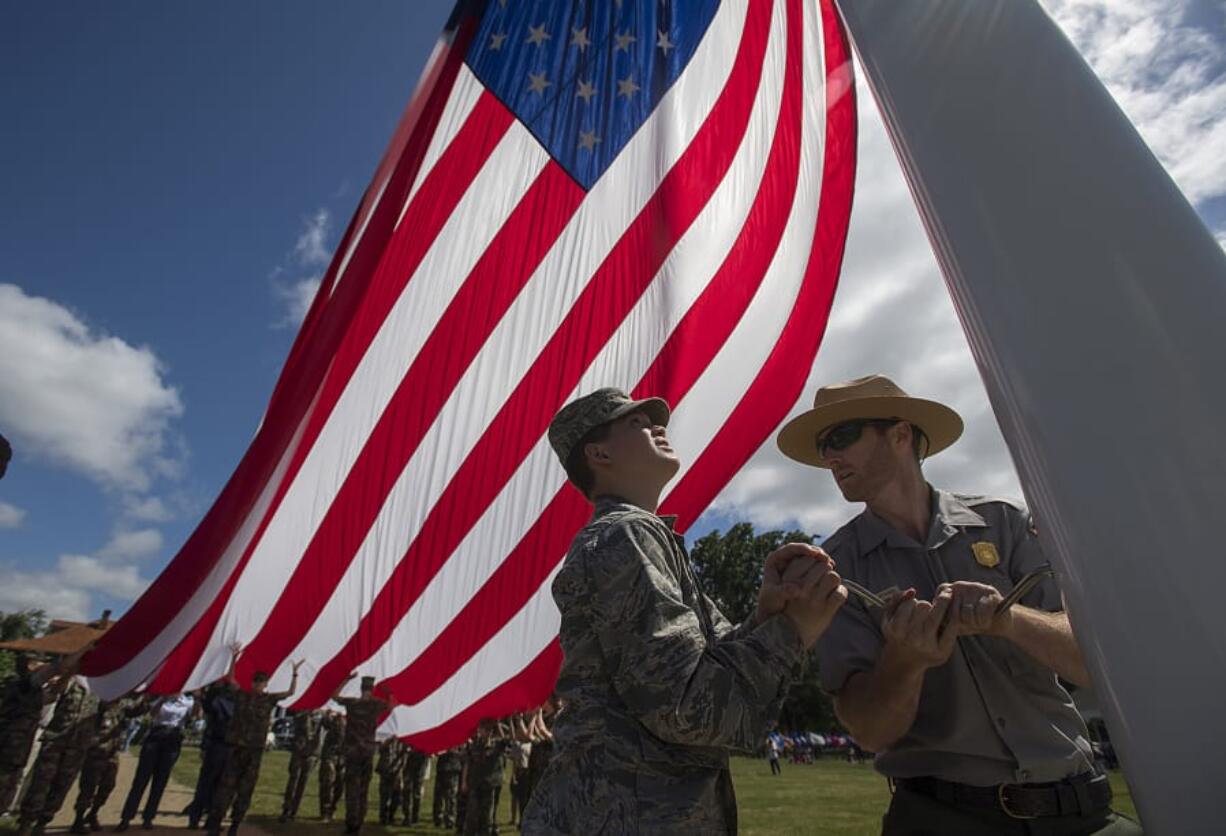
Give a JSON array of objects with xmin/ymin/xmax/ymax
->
[
  {"xmin": 335, "ymin": 695, "xmax": 391, "ymax": 757},
  {"xmin": 90, "ymin": 698, "xmax": 143, "ymax": 757},
  {"xmin": 523, "ymin": 498, "xmax": 805, "ymax": 836},
  {"xmin": 289, "ymin": 710, "xmax": 324, "ymax": 756},
  {"xmin": 435, "ymin": 748, "xmax": 463, "ymax": 775},
  {"xmin": 225, "ymin": 688, "xmax": 282, "ymax": 748},
  {"xmin": 0, "ymin": 673, "xmax": 48, "ymax": 759},
  {"xmin": 402, "ymin": 745, "xmax": 429, "ymax": 780},
  {"xmin": 466, "ymin": 736, "xmax": 510, "ymax": 789},
  {"xmin": 320, "ymin": 712, "xmax": 346, "ymax": 758},
  {"xmin": 376, "ymin": 738, "xmax": 406, "ymax": 774},
  {"xmin": 41, "ymin": 678, "xmax": 100, "ymax": 747}
]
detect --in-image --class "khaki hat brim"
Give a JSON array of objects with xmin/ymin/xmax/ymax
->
[{"xmin": 776, "ymin": 396, "xmax": 963, "ymax": 468}]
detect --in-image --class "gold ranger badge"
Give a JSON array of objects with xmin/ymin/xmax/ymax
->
[{"xmin": 972, "ymin": 541, "xmax": 1001, "ymax": 568}]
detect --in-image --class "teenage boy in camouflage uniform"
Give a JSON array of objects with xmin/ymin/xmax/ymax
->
[
  {"xmin": 0, "ymin": 654, "xmax": 61, "ymax": 817},
  {"xmin": 375, "ymin": 737, "xmax": 405, "ymax": 825},
  {"xmin": 522, "ymin": 389, "xmax": 848, "ymax": 835},
  {"xmin": 462, "ymin": 719, "xmax": 512, "ymax": 836},
  {"xmin": 15, "ymin": 673, "xmax": 99, "ymax": 836},
  {"xmin": 318, "ymin": 710, "xmax": 346, "ymax": 821},
  {"xmin": 205, "ymin": 646, "xmax": 302, "ymax": 836},
  {"xmin": 279, "ymin": 709, "xmax": 323, "ymax": 823},
  {"xmin": 69, "ymin": 697, "xmax": 143, "ymax": 833},
  {"xmin": 400, "ymin": 743, "xmax": 429, "ymax": 825},
  {"xmin": 433, "ymin": 747, "xmax": 462, "ymax": 829},
  {"xmin": 332, "ymin": 674, "xmax": 395, "ymax": 836}
]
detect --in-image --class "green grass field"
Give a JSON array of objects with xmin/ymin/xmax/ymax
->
[{"xmin": 170, "ymin": 749, "xmax": 1139, "ymax": 835}]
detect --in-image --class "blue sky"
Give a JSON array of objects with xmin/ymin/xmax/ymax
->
[{"xmin": 2, "ymin": 0, "xmax": 1224, "ymax": 622}]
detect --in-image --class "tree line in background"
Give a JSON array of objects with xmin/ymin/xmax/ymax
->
[
  {"xmin": 689, "ymin": 523, "xmax": 841, "ymax": 735},
  {"xmin": 0, "ymin": 608, "xmax": 48, "ymax": 680}
]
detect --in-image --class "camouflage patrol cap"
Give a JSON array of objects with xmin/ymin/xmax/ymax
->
[
  {"xmin": 360, "ymin": 676, "xmax": 376, "ymax": 689},
  {"xmin": 548, "ymin": 388, "xmax": 670, "ymax": 466}
]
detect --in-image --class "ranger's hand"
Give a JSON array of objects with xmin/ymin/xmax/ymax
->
[
  {"xmin": 881, "ymin": 586, "xmax": 957, "ymax": 672},
  {"xmin": 944, "ymin": 581, "xmax": 1011, "ymax": 637}
]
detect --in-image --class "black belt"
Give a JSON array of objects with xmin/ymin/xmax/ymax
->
[{"xmin": 897, "ymin": 773, "xmax": 1112, "ymax": 819}]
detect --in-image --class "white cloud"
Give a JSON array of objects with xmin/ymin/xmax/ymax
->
[
  {"xmin": 705, "ymin": 2, "xmax": 1226, "ymax": 537},
  {"xmin": 122, "ymin": 495, "xmax": 174, "ymax": 523},
  {"xmin": 56, "ymin": 555, "xmax": 148, "ymax": 600},
  {"xmin": 274, "ymin": 208, "xmax": 333, "ymax": 327},
  {"xmin": 96, "ymin": 528, "xmax": 163, "ymax": 561},
  {"xmin": 0, "ymin": 501, "xmax": 27, "ymax": 529},
  {"xmin": 293, "ymin": 208, "xmax": 333, "ymax": 268},
  {"xmin": 1040, "ymin": 0, "xmax": 1226, "ymax": 205},
  {"xmin": 0, "ymin": 284, "xmax": 184, "ymax": 494},
  {"xmin": 0, "ymin": 566, "xmax": 93, "ymax": 621}
]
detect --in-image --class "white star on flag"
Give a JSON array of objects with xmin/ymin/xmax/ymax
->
[
  {"xmin": 614, "ymin": 31, "xmax": 637, "ymax": 52},
  {"xmin": 570, "ymin": 27, "xmax": 590, "ymax": 51},
  {"xmin": 617, "ymin": 75, "xmax": 640, "ymax": 99},
  {"xmin": 575, "ymin": 79, "xmax": 596, "ymax": 103},
  {"xmin": 527, "ymin": 72, "xmax": 551, "ymax": 95},
  {"xmin": 657, "ymin": 30, "xmax": 675, "ymax": 55},
  {"xmin": 526, "ymin": 24, "xmax": 551, "ymax": 47}
]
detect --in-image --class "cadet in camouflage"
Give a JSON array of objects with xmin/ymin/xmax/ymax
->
[
  {"xmin": 375, "ymin": 737, "xmax": 406, "ymax": 825},
  {"xmin": 0, "ymin": 655, "xmax": 58, "ymax": 816},
  {"xmin": 318, "ymin": 710, "xmax": 347, "ymax": 820},
  {"xmin": 461, "ymin": 719, "xmax": 511, "ymax": 836},
  {"xmin": 522, "ymin": 389, "xmax": 847, "ymax": 835},
  {"xmin": 432, "ymin": 747, "xmax": 463, "ymax": 829},
  {"xmin": 332, "ymin": 674, "xmax": 395, "ymax": 835},
  {"xmin": 69, "ymin": 697, "xmax": 143, "ymax": 834},
  {"xmin": 279, "ymin": 709, "xmax": 323, "ymax": 822},
  {"xmin": 399, "ymin": 744, "xmax": 429, "ymax": 825},
  {"xmin": 16, "ymin": 674, "xmax": 100, "ymax": 836},
  {"xmin": 205, "ymin": 648, "xmax": 302, "ymax": 836}
]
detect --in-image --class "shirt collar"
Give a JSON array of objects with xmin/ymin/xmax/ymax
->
[
  {"xmin": 592, "ymin": 495, "xmax": 677, "ymax": 529},
  {"xmin": 850, "ymin": 486, "xmax": 986, "ymax": 555}
]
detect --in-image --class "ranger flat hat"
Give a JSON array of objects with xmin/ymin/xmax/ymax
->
[
  {"xmin": 548, "ymin": 388, "xmax": 670, "ymax": 466},
  {"xmin": 776, "ymin": 374, "xmax": 963, "ymax": 468}
]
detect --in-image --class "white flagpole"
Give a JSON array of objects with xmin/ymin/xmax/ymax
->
[{"xmin": 835, "ymin": 1, "xmax": 1226, "ymax": 833}]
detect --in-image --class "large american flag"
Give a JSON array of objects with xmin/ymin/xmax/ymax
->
[{"xmin": 82, "ymin": 0, "xmax": 856, "ymax": 751}]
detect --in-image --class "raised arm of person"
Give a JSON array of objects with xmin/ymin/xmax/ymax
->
[
  {"xmin": 575, "ymin": 520, "xmax": 844, "ymax": 752},
  {"xmin": 831, "ymin": 587, "xmax": 957, "ymax": 753},
  {"xmin": 329, "ymin": 671, "xmax": 358, "ymax": 704},
  {"xmin": 223, "ymin": 641, "xmax": 243, "ymax": 686},
  {"xmin": 269, "ymin": 659, "xmax": 305, "ymax": 700}
]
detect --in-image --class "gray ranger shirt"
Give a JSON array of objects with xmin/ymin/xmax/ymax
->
[{"xmin": 816, "ymin": 488, "xmax": 1095, "ymax": 786}]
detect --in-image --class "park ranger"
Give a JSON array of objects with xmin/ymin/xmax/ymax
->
[
  {"xmin": 318, "ymin": 709, "xmax": 347, "ymax": 822},
  {"xmin": 522, "ymin": 388, "xmax": 847, "ymax": 835},
  {"xmin": 332, "ymin": 673, "xmax": 395, "ymax": 836},
  {"xmin": 205, "ymin": 646, "xmax": 302, "ymax": 836},
  {"xmin": 280, "ymin": 708, "xmax": 323, "ymax": 823},
  {"xmin": 778, "ymin": 374, "xmax": 1143, "ymax": 835}
]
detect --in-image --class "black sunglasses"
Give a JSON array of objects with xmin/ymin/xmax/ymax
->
[{"xmin": 816, "ymin": 418, "xmax": 901, "ymax": 457}]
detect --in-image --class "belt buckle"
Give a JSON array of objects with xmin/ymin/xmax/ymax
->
[{"xmin": 998, "ymin": 784, "xmax": 1038, "ymax": 820}]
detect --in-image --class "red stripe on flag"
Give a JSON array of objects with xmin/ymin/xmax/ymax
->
[
  {"xmin": 292, "ymin": 0, "xmax": 775, "ymax": 708},
  {"xmin": 237, "ymin": 162, "xmax": 584, "ymax": 683},
  {"xmin": 660, "ymin": 0, "xmax": 857, "ymax": 532},
  {"xmin": 84, "ymin": 16, "xmax": 478, "ymax": 681},
  {"xmin": 147, "ymin": 92, "xmax": 515, "ymax": 694},
  {"xmin": 376, "ymin": 0, "xmax": 805, "ymax": 712},
  {"xmin": 400, "ymin": 640, "xmax": 563, "ymax": 754}
]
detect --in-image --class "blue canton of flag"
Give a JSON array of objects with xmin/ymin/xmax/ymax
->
[{"xmin": 467, "ymin": 0, "xmax": 721, "ymax": 189}]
